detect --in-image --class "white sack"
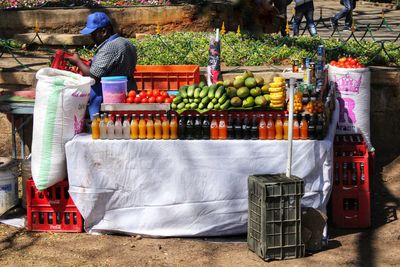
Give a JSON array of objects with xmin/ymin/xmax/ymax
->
[
  {"xmin": 32, "ymin": 68, "xmax": 93, "ymax": 191},
  {"xmin": 328, "ymin": 65, "xmax": 372, "ymax": 149}
]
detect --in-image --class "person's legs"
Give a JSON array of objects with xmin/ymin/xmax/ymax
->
[
  {"xmin": 305, "ymin": 9, "xmax": 317, "ymax": 36},
  {"xmin": 293, "ymin": 8, "xmax": 305, "ymax": 36},
  {"xmin": 332, "ymin": 0, "xmax": 352, "ymax": 25},
  {"xmin": 344, "ymin": 0, "xmax": 355, "ymax": 28}
]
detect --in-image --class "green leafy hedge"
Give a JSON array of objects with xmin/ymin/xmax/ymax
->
[{"xmin": 76, "ymin": 32, "xmax": 400, "ymax": 67}]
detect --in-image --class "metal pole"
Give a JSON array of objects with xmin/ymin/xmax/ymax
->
[
  {"xmin": 286, "ymin": 78, "xmax": 295, "ymax": 178},
  {"xmin": 11, "ymin": 114, "xmax": 16, "ymax": 159}
]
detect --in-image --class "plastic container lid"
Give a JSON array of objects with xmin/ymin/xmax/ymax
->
[{"xmin": 101, "ymin": 76, "xmax": 128, "ymax": 81}]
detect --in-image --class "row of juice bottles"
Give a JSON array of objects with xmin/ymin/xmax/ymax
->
[
  {"xmin": 177, "ymin": 113, "xmax": 325, "ymax": 140},
  {"xmin": 91, "ymin": 112, "xmax": 325, "ymax": 140},
  {"xmin": 91, "ymin": 113, "xmax": 178, "ymax": 140}
]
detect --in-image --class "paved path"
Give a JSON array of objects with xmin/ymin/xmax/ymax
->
[{"xmin": 291, "ymin": 0, "xmax": 400, "ymax": 41}]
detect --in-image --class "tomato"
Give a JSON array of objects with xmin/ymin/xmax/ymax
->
[
  {"xmin": 126, "ymin": 96, "xmax": 134, "ymax": 103},
  {"xmin": 338, "ymin": 57, "xmax": 347, "ymax": 63},
  {"xmin": 146, "ymin": 89, "xmax": 153, "ymax": 97},
  {"xmin": 148, "ymin": 96, "xmax": 156, "ymax": 103},
  {"xmin": 337, "ymin": 62, "xmax": 344, "ymax": 68},
  {"xmin": 152, "ymin": 89, "xmax": 160, "ymax": 97},
  {"xmin": 156, "ymin": 95, "xmax": 165, "ymax": 103},
  {"xmin": 170, "ymin": 94, "xmax": 176, "ymax": 99},
  {"xmin": 139, "ymin": 91, "xmax": 146, "ymax": 98},
  {"xmin": 128, "ymin": 90, "xmax": 136, "ymax": 98},
  {"xmin": 160, "ymin": 91, "xmax": 168, "ymax": 97},
  {"xmin": 359, "ymin": 64, "xmax": 365, "ymax": 68},
  {"xmin": 141, "ymin": 98, "xmax": 148, "ymax": 103},
  {"xmin": 134, "ymin": 96, "xmax": 142, "ymax": 104},
  {"xmin": 330, "ymin": 60, "xmax": 337, "ymax": 66},
  {"xmin": 164, "ymin": 97, "xmax": 172, "ymax": 103}
]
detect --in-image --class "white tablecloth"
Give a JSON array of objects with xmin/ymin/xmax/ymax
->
[{"xmin": 65, "ymin": 106, "xmax": 338, "ymax": 236}]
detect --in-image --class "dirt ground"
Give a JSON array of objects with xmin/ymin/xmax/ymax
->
[{"xmin": 0, "ymin": 156, "xmax": 399, "ymax": 267}]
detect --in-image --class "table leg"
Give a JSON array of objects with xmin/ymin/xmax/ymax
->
[
  {"xmin": 20, "ymin": 115, "xmax": 25, "ymax": 159},
  {"xmin": 11, "ymin": 114, "xmax": 16, "ymax": 159}
]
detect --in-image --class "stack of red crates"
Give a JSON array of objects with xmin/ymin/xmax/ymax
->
[
  {"xmin": 26, "ymin": 178, "xmax": 83, "ymax": 232},
  {"xmin": 332, "ymin": 134, "xmax": 372, "ymax": 228}
]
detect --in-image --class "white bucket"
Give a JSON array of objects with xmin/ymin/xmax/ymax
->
[{"xmin": 0, "ymin": 157, "xmax": 19, "ymax": 216}]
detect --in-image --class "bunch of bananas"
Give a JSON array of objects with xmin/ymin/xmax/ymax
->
[{"xmin": 269, "ymin": 76, "xmax": 286, "ymax": 109}]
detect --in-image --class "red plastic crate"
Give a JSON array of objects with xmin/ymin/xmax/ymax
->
[
  {"xmin": 333, "ymin": 146, "xmax": 370, "ymax": 192},
  {"xmin": 26, "ymin": 178, "xmax": 83, "ymax": 232},
  {"xmin": 51, "ymin": 49, "xmax": 91, "ymax": 75},
  {"xmin": 332, "ymin": 190, "xmax": 371, "ymax": 228},
  {"xmin": 27, "ymin": 206, "xmax": 83, "ymax": 232},
  {"xmin": 134, "ymin": 65, "xmax": 200, "ymax": 91}
]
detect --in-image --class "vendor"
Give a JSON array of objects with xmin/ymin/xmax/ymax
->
[{"xmin": 67, "ymin": 12, "xmax": 137, "ymax": 119}]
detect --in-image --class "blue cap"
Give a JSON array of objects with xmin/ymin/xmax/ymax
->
[{"xmin": 80, "ymin": 12, "xmax": 111, "ymax": 35}]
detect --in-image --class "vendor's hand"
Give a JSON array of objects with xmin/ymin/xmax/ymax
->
[{"xmin": 65, "ymin": 53, "xmax": 82, "ymax": 66}]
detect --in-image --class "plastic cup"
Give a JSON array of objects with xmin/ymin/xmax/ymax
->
[{"xmin": 101, "ymin": 76, "xmax": 127, "ymax": 103}]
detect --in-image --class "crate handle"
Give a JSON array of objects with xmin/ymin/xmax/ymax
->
[
  {"xmin": 345, "ymin": 215, "xmax": 358, "ymax": 219},
  {"xmin": 342, "ymin": 186, "xmax": 357, "ymax": 190}
]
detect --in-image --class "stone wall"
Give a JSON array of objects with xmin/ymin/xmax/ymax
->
[{"xmin": 0, "ymin": 3, "xmax": 280, "ymax": 38}]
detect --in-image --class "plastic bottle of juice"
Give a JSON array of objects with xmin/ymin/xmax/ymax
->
[
  {"xmin": 210, "ymin": 114, "xmax": 219, "ymax": 140},
  {"xmin": 106, "ymin": 114, "xmax": 115, "ymax": 139},
  {"xmin": 178, "ymin": 115, "xmax": 186, "ymax": 140},
  {"xmin": 266, "ymin": 113, "xmax": 275, "ymax": 140},
  {"xmin": 104, "ymin": 112, "xmax": 109, "ymax": 124},
  {"xmin": 138, "ymin": 114, "xmax": 146, "ymax": 139},
  {"xmin": 258, "ymin": 114, "xmax": 267, "ymax": 140},
  {"xmin": 91, "ymin": 114, "xmax": 100, "ymax": 140},
  {"xmin": 300, "ymin": 114, "xmax": 309, "ymax": 140},
  {"xmin": 154, "ymin": 114, "xmax": 162, "ymax": 140},
  {"xmin": 242, "ymin": 114, "xmax": 250, "ymax": 140},
  {"xmin": 99, "ymin": 114, "xmax": 107, "ymax": 140},
  {"xmin": 170, "ymin": 114, "xmax": 178, "ymax": 140},
  {"xmin": 122, "ymin": 114, "xmax": 130, "ymax": 139},
  {"xmin": 162, "ymin": 114, "xmax": 170, "ymax": 140},
  {"xmin": 146, "ymin": 114, "xmax": 154, "ymax": 139},
  {"xmin": 218, "ymin": 114, "xmax": 227, "ymax": 140},
  {"xmin": 283, "ymin": 113, "xmax": 289, "ymax": 140},
  {"xmin": 227, "ymin": 114, "xmax": 234, "ymax": 140},
  {"xmin": 194, "ymin": 114, "xmax": 202, "ymax": 139},
  {"xmin": 293, "ymin": 114, "xmax": 300, "ymax": 140},
  {"xmin": 275, "ymin": 114, "xmax": 283, "ymax": 140},
  {"xmin": 130, "ymin": 114, "xmax": 138, "ymax": 139},
  {"xmin": 114, "ymin": 114, "xmax": 123, "ymax": 139},
  {"xmin": 95, "ymin": 113, "xmax": 101, "ymax": 123}
]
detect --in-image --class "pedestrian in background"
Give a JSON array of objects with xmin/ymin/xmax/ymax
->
[
  {"xmin": 272, "ymin": 0, "xmax": 293, "ymax": 36},
  {"xmin": 331, "ymin": 0, "xmax": 356, "ymax": 31},
  {"xmin": 292, "ymin": 0, "xmax": 317, "ymax": 36}
]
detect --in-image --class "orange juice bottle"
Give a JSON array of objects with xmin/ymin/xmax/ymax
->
[
  {"xmin": 154, "ymin": 114, "xmax": 162, "ymax": 140},
  {"xmin": 146, "ymin": 114, "xmax": 154, "ymax": 139},
  {"xmin": 130, "ymin": 114, "xmax": 138, "ymax": 139},
  {"xmin": 218, "ymin": 114, "xmax": 227, "ymax": 140},
  {"xmin": 162, "ymin": 114, "xmax": 170, "ymax": 140},
  {"xmin": 293, "ymin": 114, "xmax": 300, "ymax": 140},
  {"xmin": 283, "ymin": 113, "xmax": 289, "ymax": 140},
  {"xmin": 91, "ymin": 114, "xmax": 100, "ymax": 140},
  {"xmin": 258, "ymin": 114, "xmax": 267, "ymax": 140},
  {"xmin": 300, "ymin": 114, "xmax": 309, "ymax": 140},
  {"xmin": 138, "ymin": 114, "xmax": 146, "ymax": 139},
  {"xmin": 169, "ymin": 113, "xmax": 178, "ymax": 140},
  {"xmin": 210, "ymin": 114, "xmax": 219, "ymax": 140},
  {"xmin": 275, "ymin": 114, "xmax": 283, "ymax": 140},
  {"xmin": 266, "ymin": 114, "xmax": 275, "ymax": 140}
]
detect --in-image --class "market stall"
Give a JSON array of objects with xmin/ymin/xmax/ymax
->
[{"xmin": 64, "ymin": 104, "xmax": 338, "ymax": 236}]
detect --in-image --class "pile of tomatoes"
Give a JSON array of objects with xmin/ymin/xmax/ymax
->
[
  {"xmin": 126, "ymin": 89, "xmax": 176, "ymax": 104},
  {"xmin": 330, "ymin": 57, "xmax": 365, "ymax": 69}
]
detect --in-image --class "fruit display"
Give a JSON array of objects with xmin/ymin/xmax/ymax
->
[
  {"xmin": 329, "ymin": 57, "xmax": 365, "ymax": 69},
  {"xmin": 171, "ymin": 81, "xmax": 231, "ymax": 111},
  {"xmin": 125, "ymin": 89, "xmax": 175, "ymax": 104},
  {"xmin": 306, "ymin": 100, "xmax": 324, "ymax": 113},
  {"xmin": 269, "ymin": 76, "xmax": 286, "ymax": 109},
  {"xmin": 288, "ymin": 91, "xmax": 303, "ymax": 113}
]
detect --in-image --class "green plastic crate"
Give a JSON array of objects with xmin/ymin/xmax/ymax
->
[{"xmin": 247, "ymin": 174, "xmax": 305, "ymax": 261}]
